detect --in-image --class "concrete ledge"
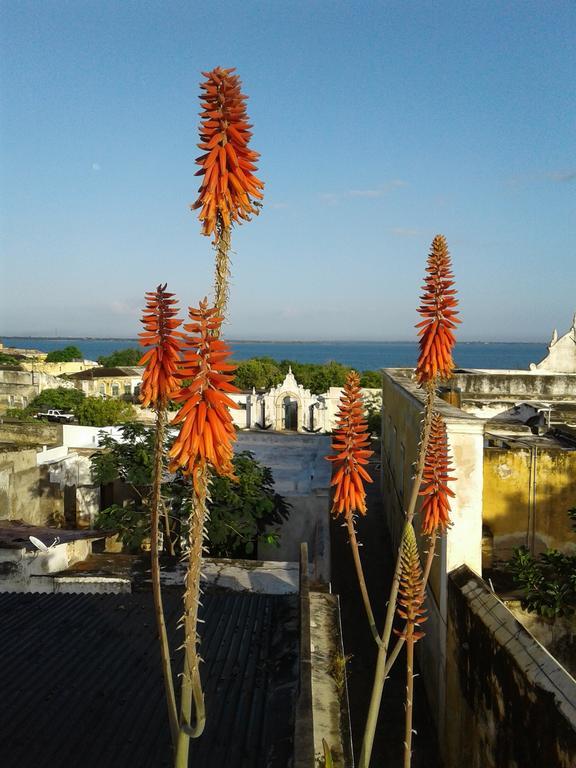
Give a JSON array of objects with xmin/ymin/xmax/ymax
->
[
  {"xmin": 145, "ymin": 558, "xmax": 300, "ymax": 594},
  {"xmin": 446, "ymin": 565, "xmax": 576, "ymax": 768},
  {"xmin": 310, "ymin": 592, "xmax": 353, "ymax": 767}
]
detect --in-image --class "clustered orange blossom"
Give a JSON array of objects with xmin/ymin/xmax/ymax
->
[
  {"xmin": 168, "ymin": 300, "xmax": 239, "ymax": 491},
  {"xmin": 138, "ymin": 284, "xmax": 182, "ymax": 409},
  {"xmin": 327, "ymin": 371, "xmax": 373, "ymax": 517},
  {"xmin": 394, "ymin": 525, "xmax": 427, "ymax": 641},
  {"xmin": 415, "ymin": 234, "xmax": 460, "ymax": 385},
  {"xmin": 191, "ymin": 67, "xmax": 264, "ymax": 238},
  {"xmin": 419, "ymin": 413, "xmax": 455, "ymax": 535}
]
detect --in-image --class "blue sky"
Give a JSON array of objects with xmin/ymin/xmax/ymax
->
[{"xmin": 1, "ymin": 0, "xmax": 574, "ymax": 341}]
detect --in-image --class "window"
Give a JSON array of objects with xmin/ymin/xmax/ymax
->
[{"xmin": 112, "ymin": 383, "xmax": 120, "ymax": 397}]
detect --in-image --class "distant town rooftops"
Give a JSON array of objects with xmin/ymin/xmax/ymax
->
[{"xmin": 66, "ymin": 366, "xmax": 144, "ymax": 379}]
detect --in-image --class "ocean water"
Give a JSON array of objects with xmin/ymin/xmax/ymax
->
[{"xmin": 2, "ymin": 337, "xmax": 548, "ymax": 372}]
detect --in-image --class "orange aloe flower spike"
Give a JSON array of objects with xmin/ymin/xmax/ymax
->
[
  {"xmin": 191, "ymin": 67, "xmax": 264, "ymax": 240},
  {"xmin": 168, "ymin": 299, "xmax": 240, "ymax": 488},
  {"xmin": 419, "ymin": 412, "xmax": 456, "ymax": 536},
  {"xmin": 326, "ymin": 371, "xmax": 374, "ymax": 518},
  {"xmin": 415, "ymin": 234, "xmax": 460, "ymax": 386},
  {"xmin": 138, "ymin": 284, "xmax": 183, "ymax": 409}
]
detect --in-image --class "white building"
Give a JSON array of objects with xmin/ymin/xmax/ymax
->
[{"xmin": 228, "ymin": 368, "xmax": 380, "ymax": 433}]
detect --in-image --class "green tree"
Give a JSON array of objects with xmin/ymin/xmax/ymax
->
[
  {"xmin": 28, "ymin": 387, "xmax": 86, "ymax": 413},
  {"xmin": 233, "ymin": 357, "xmax": 282, "ymax": 390},
  {"xmin": 45, "ymin": 345, "xmax": 83, "ymax": 362},
  {"xmin": 0, "ymin": 353, "xmax": 21, "ymax": 367},
  {"xmin": 97, "ymin": 347, "xmax": 142, "ymax": 367},
  {"xmin": 75, "ymin": 397, "xmax": 135, "ymax": 426},
  {"xmin": 90, "ymin": 424, "xmax": 290, "ymax": 557},
  {"xmin": 231, "ymin": 357, "xmax": 384, "ymax": 395},
  {"xmin": 360, "ymin": 370, "xmax": 382, "ymax": 388}
]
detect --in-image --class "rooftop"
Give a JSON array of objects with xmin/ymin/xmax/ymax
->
[
  {"xmin": 65, "ymin": 366, "xmax": 144, "ymax": 379},
  {"xmin": 0, "ymin": 589, "xmax": 299, "ymax": 768}
]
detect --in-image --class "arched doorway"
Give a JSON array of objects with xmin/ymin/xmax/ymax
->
[{"xmin": 283, "ymin": 396, "xmax": 298, "ymax": 431}]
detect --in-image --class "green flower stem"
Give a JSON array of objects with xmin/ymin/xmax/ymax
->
[
  {"xmin": 404, "ymin": 630, "xmax": 416, "ymax": 768},
  {"xmin": 174, "ymin": 470, "xmax": 208, "ymax": 767},
  {"xmin": 358, "ymin": 386, "xmax": 434, "ymax": 768},
  {"xmin": 151, "ymin": 405, "xmax": 179, "ymax": 747},
  {"xmin": 346, "ymin": 514, "xmax": 381, "ymax": 646}
]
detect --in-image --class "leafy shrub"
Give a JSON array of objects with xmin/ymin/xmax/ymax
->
[
  {"xmin": 91, "ymin": 424, "xmax": 290, "ymax": 556},
  {"xmin": 507, "ymin": 508, "xmax": 576, "ymax": 618},
  {"xmin": 45, "ymin": 345, "xmax": 83, "ymax": 362},
  {"xmin": 232, "ymin": 356, "xmax": 382, "ymax": 395},
  {"xmin": 28, "ymin": 387, "xmax": 86, "ymax": 413},
  {"xmin": 75, "ymin": 397, "xmax": 135, "ymax": 426},
  {"xmin": 97, "ymin": 348, "xmax": 142, "ymax": 367}
]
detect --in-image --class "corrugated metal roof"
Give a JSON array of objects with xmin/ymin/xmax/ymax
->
[{"xmin": 0, "ymin": 590, "xmax": 298, "ymax": 768}]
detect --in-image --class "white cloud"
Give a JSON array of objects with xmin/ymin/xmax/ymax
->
[
  {"xmin": 389, "ymin": 227, "xmax": 420, "ymax": 237},
  {"xmin": 320, "ymin": 180, "xmax": 408, "ymax": 204},
  {"xmin": 547, "ymin": 170, "xmax": 576, "ymax": 183}
]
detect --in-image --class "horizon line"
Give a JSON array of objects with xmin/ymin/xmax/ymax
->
[{"xmin": 2, "ymin": 335, "xmax": 548, "ymax": 345}]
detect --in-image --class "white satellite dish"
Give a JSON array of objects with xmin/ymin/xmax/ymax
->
[{"xmin": 29, "ymin": 535, "xmax": 60, "ymax": 552}]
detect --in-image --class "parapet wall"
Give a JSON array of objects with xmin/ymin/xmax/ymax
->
[
  {"xmin": 0, "ymin": 420, "xmax": 62, "ymax": 447},
  {"xmin": 446, "ymin": 565, "xmax": 576, "ymax": 768},
  {"xmin": 452, "ymin": 370, "xmax": 576, "ymax": 401}
]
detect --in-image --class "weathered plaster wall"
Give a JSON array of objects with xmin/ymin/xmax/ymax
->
[
  {"xmin": 0, "ymin": 369, "xmax": 75, "ymax": 413},
  {"xmin": 19, "ymin": 360, "xmax": 98, "ymax": 376},
  {"xmin": 71, "ymin": 373, "xmax": 142, "ymax": 398},
  {"xmin": 483, "ymin": 446, "xmax": 576, "ymax": 560},
  {"xmin": 380, "ymin": 370, "xmax": 485, "ymax": 741},
  {"xmin": 235, "ymin": 432, "xmax": 333, "ymax": 582},
  {"xmin": 446, "ymin": 566, "xmax": 576, "ymax": 768},
  {"xmin": 452, "ymin": 371, "xmax": 576, "ymax": 400},
  {"xmin": 0, "ymin": 420, "xmax": 63, "ymax": 447},
  {"xmin": 0, "ymin": 448, "xmax": 43, "ymax": 524}
]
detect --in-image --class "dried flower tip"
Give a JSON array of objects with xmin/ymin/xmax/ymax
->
[{"xmin": 394, "ymin": 524, "xmax": 427, "ymax": 641}]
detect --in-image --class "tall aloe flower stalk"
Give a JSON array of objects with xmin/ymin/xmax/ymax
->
[
  {"xmin": 395, "ymin": 525, "xmax": 427, "ymax": 768},
  {"xmin": 326, "ymin": 371, "xmax": 378, "ymax": 640},
  {"xmin": 192, "ymin": 66, "xmax": 264, "ymax": 314},
  {"xmin": 415, "ymin": 235, "xmax": 459, "ymax": 385},
  {"xmin": 169, "ymin": 300, "xmax": 239, "ymax": 481},
  {"xmin": 169, "ymin": 66, "xmax": 262, "ymax": 767},
  {"xmin": 360, "ymin": 235, "xmax": 459, "ymax": 768},
  {"xmin": 420, "ymin": 413, "xmax": 455, "ymax": 536},
  {"xmin": 138, "ymin": 284, "xmax": 183, "ymax": 746},
  {"xmin": 169, "ymin": 300, "xmax": 239, "ymax": 767}
]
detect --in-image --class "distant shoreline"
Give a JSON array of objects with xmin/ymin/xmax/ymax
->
[{"xmin": 3, "ymin": 336, "xmax": 545, "ymax": 345}]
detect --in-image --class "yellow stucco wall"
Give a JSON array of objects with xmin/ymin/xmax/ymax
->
[
  {"xmin": 20, "ymin": 360, "xmax": 98, "ymax": 376},
  {"xmin": 73, "ymin": 376, "xmax": 139, "ymax": 398},
  {"xmin": 483, "ymin": 446, "xmax": 576, "ymax": 558}
]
